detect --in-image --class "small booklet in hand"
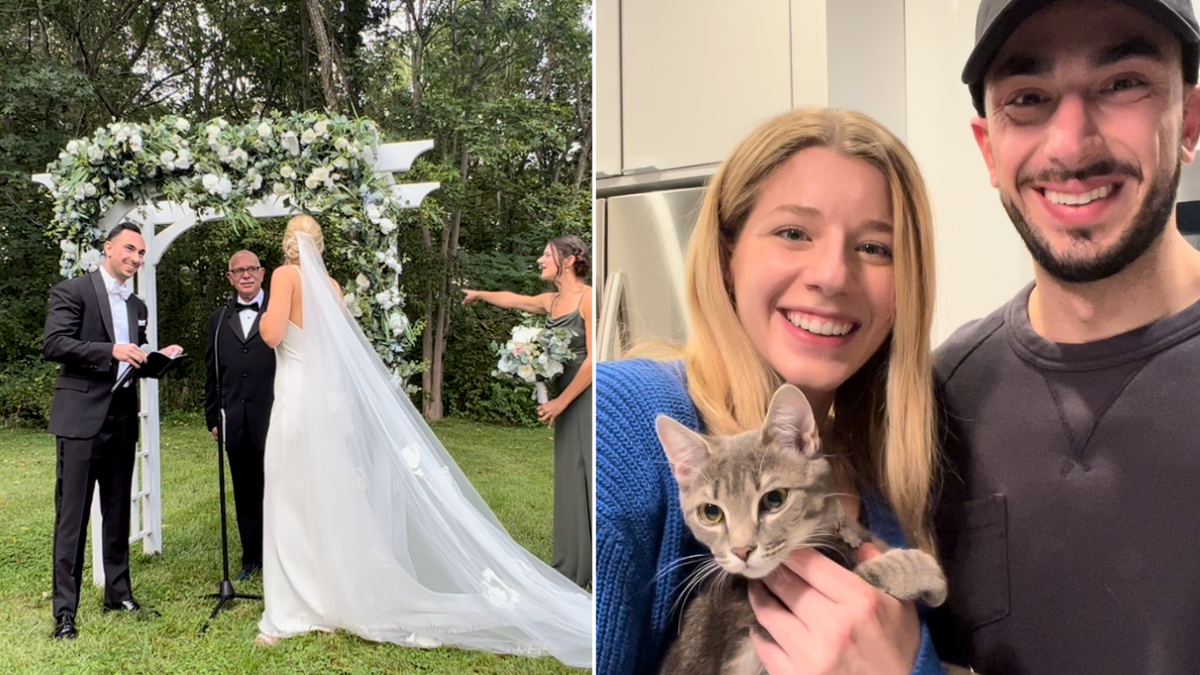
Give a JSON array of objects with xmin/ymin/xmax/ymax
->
[
  {"xmin": 138, "ymin": 350, "xmax": 186, "ymax": 379},
  {"xmin": 112, "ymin": 349, "xmax": 186, "ymax": 392}
]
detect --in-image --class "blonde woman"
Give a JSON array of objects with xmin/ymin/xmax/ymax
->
[
  {"xmin": 595, "ymin": 108, "xmax": 942, "ymax": 674},
  {"xmin": 254, "ymin": 215, "xmax": 592, "ymax": 667}
]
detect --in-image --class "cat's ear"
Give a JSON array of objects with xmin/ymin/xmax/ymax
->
[
  {"xmin": 762, "ymin": 384, "xmax": 820, "ymax": 457},
  {"xmin": 656, "ymin": 415, "xmax": 710, "ymax": 485}
]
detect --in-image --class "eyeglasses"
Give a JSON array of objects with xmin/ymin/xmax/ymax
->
[{"xmin": 228, "ymin": 266, "xmax": 263, "ymax": 277}]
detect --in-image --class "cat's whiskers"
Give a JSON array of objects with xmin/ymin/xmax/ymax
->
[
  {"xmin": 651, "ymin": 553, "xmax": 713, "ymax": 586},
  {"xmin": 669, "ymin": 559, "xmax": 724, "ymax": 623}
]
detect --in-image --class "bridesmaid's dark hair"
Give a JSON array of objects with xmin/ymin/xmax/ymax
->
[{"xmin": 548, "ymin": 235, "xmax": 590, "ymax": 280}]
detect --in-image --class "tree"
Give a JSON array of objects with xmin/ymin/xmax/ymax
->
[{"xmin": 366, "ymin": 0, "xmax": 592, "ymax": 420}]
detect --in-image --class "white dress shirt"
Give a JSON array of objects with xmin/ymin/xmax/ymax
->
[
  {"xmin": 237, "ymin": 290, "xmax": 264, "ymax": 338},
  {"xmin": 98, "ymin": 267, "xmax": 134, "ymax": 382}
]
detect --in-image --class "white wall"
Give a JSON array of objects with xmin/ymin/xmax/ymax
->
[
  {"xmin": 1183, "ymin": 162, "xmax": 1200, "ymax": 202},
  {"xmin": 826, "ymin": 0, "xmax": 907, "ymax": 143},
  {"xmin": 905, "ymin": 1, "xmax": 1034, "ymax": 346}
]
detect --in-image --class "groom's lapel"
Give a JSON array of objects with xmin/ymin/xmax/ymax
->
[{"xmin": 89, "ymin": 271, "xmax": 116, "ymax": 342}]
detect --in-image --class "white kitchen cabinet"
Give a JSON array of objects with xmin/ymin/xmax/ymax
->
[
  {"xmin": 620, "ymin": 0, "xmax": 793, "ymax": 174},
  {"xmin": 595, "ymin": 0, "xmax": 622, "ymax": 177}
]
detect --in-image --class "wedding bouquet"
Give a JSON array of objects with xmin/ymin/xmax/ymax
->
[{"xmin": 492, "ymin": 323, "xmax": 578, "ymax": 404}]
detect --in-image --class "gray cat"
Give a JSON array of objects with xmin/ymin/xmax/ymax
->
[{"xmin": 655, "ymin": 383, "xmax": 970, "ymax": 675}]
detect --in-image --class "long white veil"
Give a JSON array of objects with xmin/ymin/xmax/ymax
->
[{"xmin": 284, "ymin": 232, "xmax": 593, "ymax": 666}]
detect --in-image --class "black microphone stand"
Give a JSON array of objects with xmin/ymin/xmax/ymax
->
[{"xmin": 200, "ymin": 293, "xmax": 261, "ymax": 635}]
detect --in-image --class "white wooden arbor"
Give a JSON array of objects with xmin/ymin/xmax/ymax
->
[{"xmin": 34, "ymin": 140, "xmax": 439, "ymax": 585}]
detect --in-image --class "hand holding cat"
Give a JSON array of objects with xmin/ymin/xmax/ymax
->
[{"xmin": 747, "ymin": 545, "xmax": 921, "ymax": 675}]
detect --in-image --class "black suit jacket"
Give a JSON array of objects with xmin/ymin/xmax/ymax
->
[
  {"xmin": 204, "ymin": 293, "xmax": 276, "ymax": 450},
  {"xmin": 43, "ymin": 271, "xmax": 148, "ymax": 439}
]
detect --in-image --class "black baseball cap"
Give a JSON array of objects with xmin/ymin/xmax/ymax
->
[{"xmin": 963, "ymin": 0, "xmax": 1200, "ymax": 116}]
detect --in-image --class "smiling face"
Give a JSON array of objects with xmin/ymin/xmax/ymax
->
[
  {"xmin": 226, "ymin": 251, "xmax": 264, "ymax": 301},
  {"xmin": 537, "ymin": 243, "xmax": 577, "ymax": 281},
  {"xmin": 973, "ymin": 0, "xmax": 1200, "ymax": 283},
  {"xmin": 103, "ymin": 228, "xmax": 146, "ymax": 283},
  {"xmin": 727, "ymin": 146, "xmax": 896, "ymax": 404}
]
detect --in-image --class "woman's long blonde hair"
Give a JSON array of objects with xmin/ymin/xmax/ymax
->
[{"xmin": 681, "ymin": 107, "xmax": 937, "ymax": 552}]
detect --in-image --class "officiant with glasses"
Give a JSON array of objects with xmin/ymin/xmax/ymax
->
[{"xmin": 204, "ymin": 250, "xmax": 275, "ymax": 582}]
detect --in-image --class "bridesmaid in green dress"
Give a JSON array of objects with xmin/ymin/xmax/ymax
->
[{"xmin": 461, "ymin": 235, "xmax": 593, "ymax": 588}]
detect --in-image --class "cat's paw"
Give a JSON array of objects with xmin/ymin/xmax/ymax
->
[{"xmin": 854, "ymin": 548, "xmax": 948, "ymax": 607}]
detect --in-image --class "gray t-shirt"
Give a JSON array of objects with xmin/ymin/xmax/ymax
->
[{"xmin": 930, "ymin": 283, "xmax": 1200, "ymax": 675}]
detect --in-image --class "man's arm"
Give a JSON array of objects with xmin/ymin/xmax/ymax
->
[{"xmin": 42, "ymin": 281, "xmax": 114, "ymax": 372}]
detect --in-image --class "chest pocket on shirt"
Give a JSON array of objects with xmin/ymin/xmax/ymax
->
[{"xmin": 936, "ymin": 494, "xmax": 1010, "ymax": 628}]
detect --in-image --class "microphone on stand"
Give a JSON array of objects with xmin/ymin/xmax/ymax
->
[{"xmin": 111, "ymin": 344, "xmax": 152, "ymax": 393}]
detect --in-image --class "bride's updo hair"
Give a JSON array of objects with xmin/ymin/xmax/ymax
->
[{"xmin": 282, "ymin": 214, "xmax": 324, "ymax": 262}]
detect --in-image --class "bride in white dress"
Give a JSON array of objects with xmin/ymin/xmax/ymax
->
[{"xmin": 255, "ymin": 215, "xmax": 593, "ymax": 668}]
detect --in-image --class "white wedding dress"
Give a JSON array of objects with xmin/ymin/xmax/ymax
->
[{"xmin": 257, "ymin": 233, "xmax": 593, "ymax": 668}]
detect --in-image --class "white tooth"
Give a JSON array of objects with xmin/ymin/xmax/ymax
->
[
  {"xmin": 789, "ymin": 313, "xmax": 853, "ymax": 336},
  {"xmin": 1047, "ymin": 185, "xmax": 1113, "ymax": 206}
]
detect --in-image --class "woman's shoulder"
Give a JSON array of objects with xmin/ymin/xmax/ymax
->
[
  {"xmin": 272, "ymin": 263, "xmax": 301, "ymax": 283},
  {"xmin": 596, "ymin": 360, "xmax": 694, "ymax": 527},
  {"xmin": 597, "ymin": 359, "xmax": 697, "ymax": 428},
  {"xmin": 596, "ymin": 359, "xmax": 697, "ymax": 482}
]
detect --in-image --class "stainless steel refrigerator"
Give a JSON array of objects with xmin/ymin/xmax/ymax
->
[{"xmin": 596, "ymin": 186, "xmax": 707, "ymax": 362}]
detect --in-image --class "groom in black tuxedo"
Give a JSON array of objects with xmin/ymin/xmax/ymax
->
[
  {"xmin": 43, "ymin": 222, "xmax": 181, "ymax": 640},
  {"xmin": 204, "ymin": 250, "xmax": 275, "ymax": 582}
]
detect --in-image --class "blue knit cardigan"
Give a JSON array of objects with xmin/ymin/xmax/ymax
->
[{"xmin": 595, "ymin": 359, "xmax": 946, "ymax": 675}]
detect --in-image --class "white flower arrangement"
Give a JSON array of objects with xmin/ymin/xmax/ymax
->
[
  {"xmin": 42, "ymin": 111, "xmax": 427, "ymax": 394},
  {"xmin": 491, "ymin": 318, "xmax": 578, "ymax": 404}
]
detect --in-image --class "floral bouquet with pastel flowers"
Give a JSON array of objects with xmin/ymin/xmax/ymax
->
[{"xmin": 491, "ymin": 320, "xmax": 577, "ymax": 404}]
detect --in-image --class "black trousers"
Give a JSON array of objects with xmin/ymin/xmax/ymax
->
[
  {"xmin": 52, "ymin": 389, "xmax": 138, "ymax": 619},
  {"xmin": 226, "ymin": 413, "xmax": 264, "ymax": 568}
]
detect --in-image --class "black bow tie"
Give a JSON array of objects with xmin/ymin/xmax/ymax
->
[{"xmin": 235, "ymin": 302, "xmax": 260, "ymax": 312}]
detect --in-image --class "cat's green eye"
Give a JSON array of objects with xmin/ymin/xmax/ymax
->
[
  {"xmin": 699, "ymin": 504, "xmax": 724, "ymax": 524},
  {"xmin": 760, "ymin": 488, "xmax": 789, "ymax": 512}
]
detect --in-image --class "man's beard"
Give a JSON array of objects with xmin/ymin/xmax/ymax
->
[{"xmin": 1002, "ymin": 159, "xmax": 1181, "ymax": 284}]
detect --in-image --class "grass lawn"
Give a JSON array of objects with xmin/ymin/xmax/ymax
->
[{"xmin": 0, "ymin": 413, "xmax": 586, "ymax": 674}]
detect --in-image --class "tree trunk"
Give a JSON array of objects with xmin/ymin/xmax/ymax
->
[
  {"xmin": 421, "ymin": 287, "xmax": 435, "ymax": 414},
  {"xmin": 420, "ymin": 0, "xmax": 488, "ymax": 420},
  {"xmin": 420, "ymin": 223, "xmax": 436, "ymax": 417},
  {"xmin": 304, "ymin": 0, "xmax": 339, "ymax": 112},
  {"xmin": 574, "ymin": 119, "xmax": 592, "ymax": 192},
  {"xmin": 403, "ymin": 0, "xmax": 425, "ymax": 120},
  {"xmin": 301, "ymin": 0, "xmax": 312, "ymax": 109}
]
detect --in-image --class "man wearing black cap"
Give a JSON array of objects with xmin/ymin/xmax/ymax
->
[{"xmin": 933, "ymin": 0, "xmax": 1200, "ymax": 673}]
